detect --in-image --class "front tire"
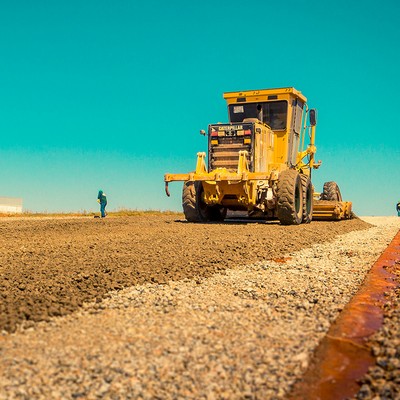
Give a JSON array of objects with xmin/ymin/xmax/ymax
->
[
  {"xmin": 182, "ymin": 181, "xmax": 226, "ymax": 222},
  {"xmin": 277, "ymin": 170, "xmax": 303, "ymax": 225}
]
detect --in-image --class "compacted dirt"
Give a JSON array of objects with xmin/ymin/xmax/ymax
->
[
  {"xmin": 0, "ymin": 215, "xmax": 370, "ymax": 334},
  {"xmin": 1, "ymin": 215, "xmax": 400, "ymax": 399}
]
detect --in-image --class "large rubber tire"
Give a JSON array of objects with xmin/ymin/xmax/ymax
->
[
  {"xmin": 182, "ymin": 181, "xmax": 201, "ymax": 222},
  {"xmin": 182, "ymin": 181, "xmax": 226, "ymax": 222},
  {"xmin": 300, "ymin": 174, "xmax": 313, "ymax": 224},
  {"xmin": 321, "ymin": 181, "xmax": 342, "ymax": 201},
  {"xmin": 277, "ymin": 170, "xmax": 303, "ymax": 225}
]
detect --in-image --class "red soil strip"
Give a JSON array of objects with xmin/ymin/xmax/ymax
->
[{"xmin": 289, "ymin": 230, "xmax": 400, "ymax": 400}]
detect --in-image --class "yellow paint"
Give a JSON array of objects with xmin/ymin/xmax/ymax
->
[
  {"xmin": 223, "ymin": 87, "xmax": 307, "ymax": 104},
  {"xmin": 164, "ymin": 87, "xmax": 329, "ymax": 220}
]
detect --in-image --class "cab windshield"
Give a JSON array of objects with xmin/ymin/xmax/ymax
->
[{"xmin": 229, "ymin": 100, "xmax": 288, "ymax": 130}]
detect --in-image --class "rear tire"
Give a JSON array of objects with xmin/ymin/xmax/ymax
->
[
  {"xmin": 300, "ymin": 174, "xmax": 313, "ymax": 224},
  {"xmin": 321, "ymin": 181, "xmax": 342, "ymax": 201},
  {"xmin": 277, "ymin": 170, "xmax": 303, "ymax": 225},
  {"xmin": 182, "ymin": 181, "xmax": 226, "ymax": 222}
]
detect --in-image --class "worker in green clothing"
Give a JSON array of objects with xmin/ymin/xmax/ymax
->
[
  {"xmin": 97, "ymin": 189, "xmax": 107, "ymax": 218},
  {"xmin": 396, "ymin": 200, "xmax": 400, "ymax": 217}
]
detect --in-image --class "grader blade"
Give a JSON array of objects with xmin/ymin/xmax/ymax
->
[{"xmin": 312, "ymin": 200, "xmax": 353, "ymax": 221}]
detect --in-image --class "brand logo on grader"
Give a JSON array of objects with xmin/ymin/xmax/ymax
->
[
  {"xmin": 212, "ymin": 125, "xmax": 247, "ymax": 137},
  {"xmin": 218, "ymin": 125, "xmax": 243, "ymax": 131}
]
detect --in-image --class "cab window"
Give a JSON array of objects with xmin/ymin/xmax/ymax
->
[{"xmin": 229, "ymin": 101, "xmax": 288, "ymax": 130}]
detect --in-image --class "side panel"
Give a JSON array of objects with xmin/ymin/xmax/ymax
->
[{"xmin": 253, "ymin": 124, "xmax": 274, "ymax": 173}]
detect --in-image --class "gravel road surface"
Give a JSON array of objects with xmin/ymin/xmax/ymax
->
[{"xmin": 0, "ymin": 215, "xmax": 399, "ymax": 399}]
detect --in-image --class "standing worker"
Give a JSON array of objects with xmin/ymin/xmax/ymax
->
[
  {"xmin": 97, "ymin": 189, "xmax": 107, "ymax": 218},
  {"xmin": 397, "ymin": 200, "xmax": 400, "ymax": 217}
]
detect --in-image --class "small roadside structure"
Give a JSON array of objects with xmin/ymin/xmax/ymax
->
[{"xmin": 0, "ymin": 197, "xmax": 23, "ymax": 213}]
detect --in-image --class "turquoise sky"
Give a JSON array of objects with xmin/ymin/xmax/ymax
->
[{"xmin": 0, "ymin": 0, "xmax": 399, "ymax": 215}]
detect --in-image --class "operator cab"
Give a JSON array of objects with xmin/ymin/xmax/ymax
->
[{"xmin": 223, "ymin": 87, "xmax": 308, "ymax": 168}]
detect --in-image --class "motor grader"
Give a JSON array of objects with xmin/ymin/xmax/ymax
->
[{"xmin": 164, "ymin": 87, "xmax": 352, "ymax": 224}]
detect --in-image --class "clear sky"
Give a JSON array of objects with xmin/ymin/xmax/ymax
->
[{"xmin": 0, "ymin": 0, "xmax": 399, "ymax": 215}]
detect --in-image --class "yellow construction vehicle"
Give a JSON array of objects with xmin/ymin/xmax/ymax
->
[{"xmin": 164, "ymin": 87, "xmax": 352, "ymax": 224}]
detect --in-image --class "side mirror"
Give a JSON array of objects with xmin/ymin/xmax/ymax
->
[
  {"xmin": 200, "ymin": 129, "xmax": 206, "ymax": 136},
  {"xmin": 309, "ymin": 109, "xmax": 317, "ymax": 126}
]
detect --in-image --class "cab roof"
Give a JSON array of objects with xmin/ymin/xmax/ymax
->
[{"xmin": 223, "ymin": 87, "xmax": 307, "ymax": 104}]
